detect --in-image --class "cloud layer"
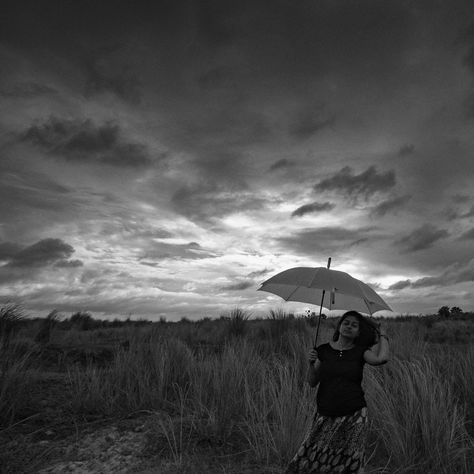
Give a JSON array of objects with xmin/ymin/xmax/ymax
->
[
  {"xmin": 21, "ymin": 117, "xmax": 152, "ymax": 168},
  {"xmin": 1, "ymin": 0, "xmax": 473, "ymax": 318}
]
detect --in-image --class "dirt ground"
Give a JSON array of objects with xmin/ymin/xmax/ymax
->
[
  {"xmin": 1, "ymin": 369, "xmax": 282, "ymax": 473},
  {"xmin": 3, "ymin": 413, "xmax": 283, "ymax": 473},
  {"xmin": 0, "ymin": 348, "xmax": 283, "ymax": 473}
]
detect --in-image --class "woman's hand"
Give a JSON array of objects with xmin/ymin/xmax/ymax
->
[
  {"xmin": 307, "ymin": 348, "xmax": 321, "ymax": 386},
  {"xmin": 308, "ymin": 348, "xmax": 319, "ymax": 365}
]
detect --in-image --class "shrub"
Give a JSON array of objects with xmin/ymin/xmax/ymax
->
[
  {"xmin": 70, "ymin": 311, "xmax": 96, "ymax": 330},
  {"xmin": 34, "ymin": 309, "xmax": 59, "ymax": 344},
  {"xmin": 438, "ymin": 306, "xmax": 451, "ymax": 318},
  {"xmin": 223, "ymin": 308, "xmax": 250, "ymax": 339}
]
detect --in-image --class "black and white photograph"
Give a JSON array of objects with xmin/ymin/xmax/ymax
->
[{"xmin": 1, "ymin": 1, "xmax": 473, "ymax": 472}]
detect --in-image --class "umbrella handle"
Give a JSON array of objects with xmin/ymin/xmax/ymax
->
[{"xmin": 314, "ymin": 257, "xmax": 331, "ymax": 347}]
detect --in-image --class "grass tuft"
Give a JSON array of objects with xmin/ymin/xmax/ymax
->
[
  {"xmin": 0, "ymin": 302, "xmax": 26, "ymax": 347},
  {"xmin": 223, "ymin": 308, "xmax": 251, "ymax": 339}
]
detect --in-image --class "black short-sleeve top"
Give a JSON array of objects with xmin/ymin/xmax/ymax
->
[{"xmin": 316, "ymin": 342, "xmax": 367, "ymax": 417}]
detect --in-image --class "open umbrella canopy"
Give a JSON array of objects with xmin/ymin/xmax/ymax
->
[{"xmin": 258, "ymin": 266, "xmax": 392, "ymax": 315}]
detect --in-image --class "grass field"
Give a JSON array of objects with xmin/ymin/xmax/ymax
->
[{"xmin": 1, "ymin": 307, "xmax": 473, "ymax": 473}]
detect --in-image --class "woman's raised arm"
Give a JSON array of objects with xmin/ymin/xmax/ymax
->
[{"xmin": 364, "ymin": 325, "xmax": 390, "ymax": 366}]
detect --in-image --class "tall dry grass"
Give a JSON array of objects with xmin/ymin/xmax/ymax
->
[
  {"xmin": 0, "ymin": 342, "xmax": 37, "ymax": 427},
  {"xmin": 67, "ymin": 335, "xmax": 194, "ymax": 415},
  {"xmin": 366, "ymin": 358, "xmax": 472, "ymax": 473},
  {"xmin": 49, "ymin": 316, "xmax": 473, "ymax": 472}
]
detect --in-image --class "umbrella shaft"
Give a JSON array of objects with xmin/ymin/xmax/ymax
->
[
  {"xmin": 314, "ymin": 290, "xmax": 325, "ymax": 346},
  {"xmin": 314, "ymin": 258, "xmax": 331, "ymax": 347}
]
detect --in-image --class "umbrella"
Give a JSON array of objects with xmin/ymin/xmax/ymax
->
[{"xmin": 257, "ymin": 258, "xmax": 392, "ymax": 344}]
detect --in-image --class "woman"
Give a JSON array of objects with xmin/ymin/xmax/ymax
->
[{"xmin": 285, "ymin": 310, "xmax": 390, "ymax": 474}]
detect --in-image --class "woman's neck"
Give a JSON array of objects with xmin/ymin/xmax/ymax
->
[{"xmin": 337, "ymin": 335, "xmax": 355, "ymax": 348}]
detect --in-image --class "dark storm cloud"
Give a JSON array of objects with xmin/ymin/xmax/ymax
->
[
  {"xmin": 54, "ymin": 259, "xmax": 84, "ymax": 268},
  {"xmin": 163, "ymin": 103, "xmax": 272, "ymax": 190},
  {"xmin": 395, "ymin": 224, "xmax": 449, "ymax": 252},
  {"xmin": 182, "ymin": 108, "xmax": 272, "ymax": 155},
  {"xmin": 196, "ymin": 0, "xmax": 417, "ymax": 82},
  {"xmin": 3, "ymin": 238, "xmax": 79, "ymax": 268},
  {"xmin": 1, "ymin": 0, "xmax": 423, "ymax": 104},
  {"xmin": 0, "ymin": 81, "xmax": 58, "ymax": 98},
  {"xmin": 398, "ymin": 144, "xmax": 415, "ymax": 157},
  {"xmin": 219, "ymin": 281, "xmax": 254, "ymax": 291},
  {"xmin": 291, "ymin": 201, "xmax": 335, "ymax": 218},
  {"xmin": 246, "ymin": 268, "xmax": 271, "ymax": 278},
  {"xmin": 269, "ymin": 159, "xmax": 297, "ymax": 172},
  {"xmin": 370, "ymin": 195, "xmax": 411, "ymax": 218},
  {"xmin": 80, "ymin": 268, "xmax": 111, "ymax": 285},
  {"xmin": 140, "ymin": 241, "xmax": 217, "ymax": 262},
  {"xmin": 0, "ymin": 161, "xmax": 71, "ymax": 197},
  {"xmin": 388, "ymin": 280, "xmax": 411, "ymax": 290},
  {"xmin": 84, "ymin": 58, "xmax": 141, "ymax": 104},
  {"xmin": 459, "ymin": 227, "xmax": 474, "ymax": 240},
  {"xmin": 21, "ymin": 117, "xmax": 152, "ymax": 168},
  {"xmin": 0, "ymin": 242, "xmax": 23, "ymax": 261},
  {"xmin": 462, "ymin": 20, "xmax": 474, "ymax": 72},
  {"xmin": 0, "ymin": 166, "xmax": 88, "ymax": 241},
  {"xmin": 1, "ymin": 1, "xmax": 447, "ymax": 183},
  {"xmin": 289, "ymin": 108, "xmax": 335, "ymax": 139},
  {"xmin": 407, "ymin": 140, "xmax": 474, "ymax": 204},
  {"xmin": 276, "ymin": 226, "xmax": 378, "ymax": 257},
  {"xmin": 460, "ymin": 20, "xmax": 474, "ymax": 117},
  {"xmin": 0, "ymin": 1, "xmax": 180, "ymax": 51},
  {"xmin": 465, "ymin": 94, "xmax": 474, "ymax": 118},
  {"xmin": 452, "ymin": 194, "xmax": 471, "ymax": 204},
  {"xmin": 220, "ymin": 269, "xmax": 274, "ymax": 292},
  {"xmin": 171, "ymin": 182, "xmax": 269, "ymax": 221},
  {"xmin": 444, "ymin": 207, "xmax": 459, "ymax": 220},
  {"xmin": 2, "ymin": 0, "xmax": 474, "ymax": 316},
  {"xmin": 315, "ymin": 166, "xmax": 396, "ymax": 201},
  {"xmin": 460, "ymin": 205, "xmax": 474, "ymax": 218},
  {"xmin": 389, "ymin": 259, "xmax": 474, "ymax": 290},
  {"xmin": 0, "ymin": 169, "xmax": 72, "ymax": 216},
  {"xmin": 445, "ymin": 202, "xmax": 474, "ymax": 221},
  {"xmin": 196, "ymin": 0, "xmax": 241, "ymax": 47},
  {"xmin": 197, "ymin": 66, "xmax": 237, "ymax": 91},
  {"xmin": 192, "ymin": 151, "xmax": 252, "ymax": 184},
  {"xmin": 105, "ymin": 224, "xmax": 174, "ymax": 241}
]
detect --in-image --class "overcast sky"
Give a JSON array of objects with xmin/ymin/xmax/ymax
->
[{"xmin": 1, "ymin": 0, "xmax": 474, "ymax": 320}]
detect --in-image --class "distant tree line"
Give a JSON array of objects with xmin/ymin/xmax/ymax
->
[
  {"xmin": 437, "ymin": 306, "xmax": 465, "ymax": 318},
  {"xmin": 54, "ymin": 311, "xmax": 153, "ymax": 331}
]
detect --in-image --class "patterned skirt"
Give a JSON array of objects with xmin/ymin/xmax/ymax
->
[{"xmin": 285, "ymin": 407, "xmax": 368, "ymax": 474}]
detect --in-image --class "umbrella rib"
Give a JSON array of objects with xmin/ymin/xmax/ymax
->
[
  {"xmin": 284, "ymin": 286, "xmax": 300, "ymax": 302},
  {"xmin": 363, "ymin": 297, "xmax": 373, "ymax": 316},
  {"xmin": 308, "ymin": 267, "xmax": 320, "ymax": 288}
]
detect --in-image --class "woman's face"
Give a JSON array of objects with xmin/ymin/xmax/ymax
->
[{"xmin": 339, "ymin": 315, "xmax": 360, "ymax": 340}]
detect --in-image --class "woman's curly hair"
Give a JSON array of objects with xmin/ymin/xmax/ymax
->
[{"xmin": 332, "ymin": 310, "xmax": 379, "ymax": 348}]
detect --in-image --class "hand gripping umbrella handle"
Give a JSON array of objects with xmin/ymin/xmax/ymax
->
[{"xmin": 314, "ymin": 257, "xmax": 331, "ymax": 347}]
